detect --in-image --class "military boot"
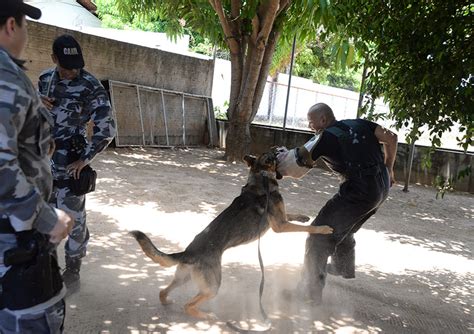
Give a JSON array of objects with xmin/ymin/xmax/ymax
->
[
  {"xmin": 328, "ymin": 234, "xmax": 356, "ymax": 279},
  {"xmin": 63, "ymin": 257, "xmax": 81, "ymax": 289},
  {"xmin": 327, "ymin": 251, "xmax": 355, "ymax": 279},
  {"xmin": 326, "ymin": 261, "xmax": 343, "ymax": 276}
]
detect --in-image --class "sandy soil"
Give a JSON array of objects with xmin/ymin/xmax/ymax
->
[{"xmin": 60, "ymin": 147, "xmax": 473, "ymax": 333}]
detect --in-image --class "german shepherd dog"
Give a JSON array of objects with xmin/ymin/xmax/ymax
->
[{"xmin": 130, "ymin": 150, "xmax": 333, "ymax": 319}]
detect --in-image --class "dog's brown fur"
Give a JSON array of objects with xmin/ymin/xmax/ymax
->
[{"xmin": 130, "ymin": 150, "xmax": 332, "ymax": 319}]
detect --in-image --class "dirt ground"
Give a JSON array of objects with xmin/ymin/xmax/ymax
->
[{"xmin": 60, "ymin": 147, "xmax": 473, "ymax": 334}]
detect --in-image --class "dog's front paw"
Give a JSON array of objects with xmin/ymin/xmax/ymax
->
[{"xmin": 287, "ymin": 213, "xmax": 310, "ymax": 222}]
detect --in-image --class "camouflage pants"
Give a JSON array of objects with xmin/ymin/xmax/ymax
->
[
  {"xmin": 49, "ymin": 186, "xmax": 89, "ymax": 260},
  {"xmin": 0, "ymin": 299, "xmax": 65, "ymax": 334}
]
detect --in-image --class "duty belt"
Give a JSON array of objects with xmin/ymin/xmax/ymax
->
[
  {"xmin": 0, "ymin": 217, "xmax": 15, "ymax": 234},
  {"xmin": 345, "ymin": 163, "xmax": 384, "ymax": 179}
]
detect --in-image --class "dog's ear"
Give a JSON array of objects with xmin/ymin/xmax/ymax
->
[{"xmin": 243, "ymin": 155, "xmax": 256, "ymax": 167}]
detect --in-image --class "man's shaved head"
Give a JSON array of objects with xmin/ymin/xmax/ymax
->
[
  {"xmin": 308, "ymin": 103, "xmax": 335, "ymax": 121},
  {"xmin": 307, "ymin": 103, "xmax": 336, "ymax": 132}
]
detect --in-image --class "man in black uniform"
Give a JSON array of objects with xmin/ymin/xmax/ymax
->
[{"xmin": 277, "ymin": 102, "xmax": 398, "ymax": 303}]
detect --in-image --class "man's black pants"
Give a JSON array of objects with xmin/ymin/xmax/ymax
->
[{"xmin": 300, "ymin": 167, "xmax": 390, "ymax": 302}]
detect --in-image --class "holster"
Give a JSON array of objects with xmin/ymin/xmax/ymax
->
[
  {"xmin": 53, "ymin": 165, "xmax": 97, "ymax": 196},
  {"xmin": 0, "ymin": 232, "xmax": 63, "ymax": 310},
  {"xmin": 69, "ymin": 165, "xmax": 97, "ymax": 196},
  {"xmin": 53, "ymin": 135, "xmax": 97, "ymax": 196}
]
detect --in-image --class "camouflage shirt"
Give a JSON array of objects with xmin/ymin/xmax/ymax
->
[
  {"xmin": 0, "ymin": 47, "xmax": 58, "ymax": 234},
  {"xmin": 38, "ymin": 68, "xmax": 115, "ymax": 179}
]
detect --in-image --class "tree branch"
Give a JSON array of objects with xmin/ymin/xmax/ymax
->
[
  {"xmin": 251, "ymin": 29, "xmax": 281, "ymax": 120},
  {"xmin": 250, "ymin": 16, "xmax": 259, "ymax": 44},
  {"xmin": 209, "ymin": 0, "xmax": 240, "ymax": 53},
  {"xmin": 239, "ymin": 34, "xmax": 253, "ymax": 102},
  {"xmin": 256, "ymin": 0, "xmax": 279, "ymax": 45},
  {"xmin": 237, "ymin": 1, "xmax": 280, "ymax": 122},
  {"xmin": 230, "ymin": 0, "xmax": 242, "ymax": 50},
  {"xmin": 228, "ymin": 53, "xmax": 243, "ymax": 121},
  {"xmin": 231, "ymin": 0, "xmax": 240, "ymax": 19},
  {"xmin": 277, "ymin": 0, "xmax": 291, "ymax": 16}
]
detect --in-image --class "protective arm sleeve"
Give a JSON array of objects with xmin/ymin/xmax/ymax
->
[
  {"xmin": 0, "ymin": 82, "xmax": 57, "ymax": 233},
  {"xmin": 275, "ymin": 134, "xmax": 321, "ymax": 179},
  {"xmin": 275, "ymin": 148, "xmax": 310, "ymax": 179},
  {"xmin": 80, "ymin": 87, "xmax": 116, "ymax": 164}
]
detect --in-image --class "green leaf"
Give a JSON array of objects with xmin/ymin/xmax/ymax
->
[
  {"xmin": 340, "ymin": 40, "xmax": 350, "ymax": 70},
  {"xmin": 347, "ymin": 44, "xmax": 355, "ymax": 67}
]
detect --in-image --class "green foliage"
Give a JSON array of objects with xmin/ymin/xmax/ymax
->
[
  {"xmin": 332, "ymin": 0, "xmax": 474, "ymax": 152},
  {"xmin": 434, "ymin": 165, "xmax": 472, "ymax": 198},
  {"xmin": 214, "ymin": 101, "xmax": 229, "ymax": 120},
  {"xmin": 110, "ymin": 1, "xmax": 231, "ymax": 49},
  {"xmin": 97, "ymin": 0, "xmax": 358, "ymax": 89},
  {"xmin": 269, "ymin": 37, "xmax": 295, "ymax": 77},
  {"xmin": 96, "ymin": 0, "xmax": 166, "ymax": 31},
  {"xmin": 106, "ymin": 0, "xmax": 351, "ymax": 64},
  {"xmin": 108, "ymin": 0, "xmax": 353, "ymax": 160},
  {"xmin": 421, "ymin": 148, "xmax": 434, "ymax": 170},
  {"xmin": 274, "ymin": 0, "xmax": 357, "ymax": 76},
  {"xmin": 292, "ymin": 39, "xmax": 362, "ymax": 91},
  {"xmin": 95, "ymin": 0, "xmax": 213, "ymax": 52},
  {"xmin": 359, "ymin": 96, "xmax": 390, "ymax": 123}
]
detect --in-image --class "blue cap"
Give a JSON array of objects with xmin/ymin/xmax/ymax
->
[{"xmin": 53, "ymin": 34, "xmax": 85, "ymax": 70}]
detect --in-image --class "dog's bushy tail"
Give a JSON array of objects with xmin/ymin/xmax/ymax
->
[{"xmin": 129, "ymin": 230, "xmax": 182, "ymax": 267}]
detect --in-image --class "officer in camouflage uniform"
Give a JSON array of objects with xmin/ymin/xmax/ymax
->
[
  {"xmin": 38, "ymin": 34, "xmax": 116, "ymax": 288},
  {"xmin": 0, "ymin": 1, "xmax": 73, "ymax": 332}
]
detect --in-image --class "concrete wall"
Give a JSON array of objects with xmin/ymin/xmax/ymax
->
[
  {"xmin": 395, "ymin": 144, "xmax": 473, "ymax": 193},
  {"xmin": 217, "ymin": 121, "xmax": 473, "ymax": 193},
  {"xmin": 23, "ymin": 21, "xmax": 214, "ymax": 97}
]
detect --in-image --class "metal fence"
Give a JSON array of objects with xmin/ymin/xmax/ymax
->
[
  {"xmin": 252, "ymin": 78, "xmax": 470, "ymax": 152},
  {"xmin": 253, "ymin": 79, "xmax": 389, "ymax": 130},
  {"xmin": 109, "ymin": 80, "xmax": 217, "ymax": 147}
]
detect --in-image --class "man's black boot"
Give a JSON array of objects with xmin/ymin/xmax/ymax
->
[
  {"xmin": 63, "ymin": 257, "xmax": 81, "ymax": 289},
  {"xmin": 281, "ymin": 281, "xmax": 323, "ymax": 306},
  {"xmin": 327, "ymin": 253, "xmax": 355, "ymax": 279},
  {"xmin": 326, "ymin": 261, "xmax": 343, "ymax": 276}
]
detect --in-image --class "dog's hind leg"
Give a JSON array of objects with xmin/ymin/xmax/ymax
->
[
  {"xmin": 184, "ymin": 291, "xmax": 216, "ymax": 319},
  {"xmin": 160, "ymin": 264, "xmax": 191, "ymax": 305},
  {"xmin": 184, "ymin": 263, "xmax": 221, "ymax": 319}
]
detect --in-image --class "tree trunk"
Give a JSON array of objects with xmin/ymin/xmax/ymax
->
[
  {"xmin": 217, "ymin": 0, "xmax": 282, "ymax": 162},
  {"xmin": 224, "ymin": 117, "xmax": 251, "ymax": 161},
  {"xmin": 251, "ymin": 28, "xmax": 280, "ymax": 120}
]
